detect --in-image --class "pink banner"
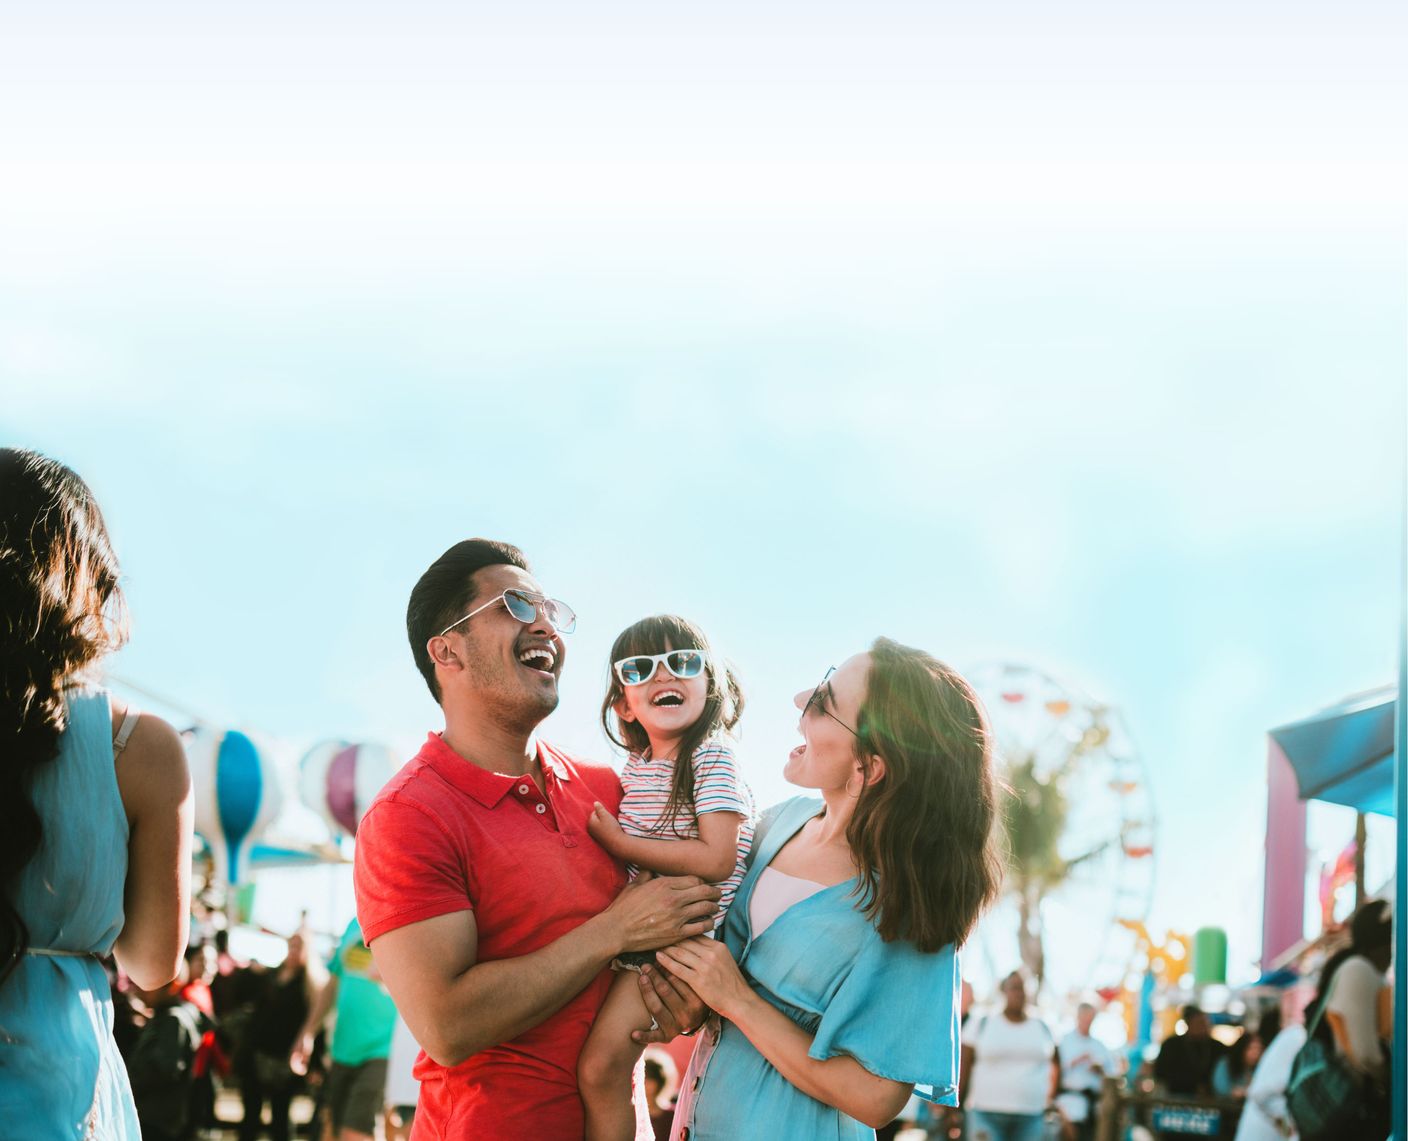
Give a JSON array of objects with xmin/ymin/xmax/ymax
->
[{"xmin": 1262, "ymin": 739, "xmax": 1308, "ymax": 970}]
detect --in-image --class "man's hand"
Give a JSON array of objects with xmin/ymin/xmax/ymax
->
[
  {"xmin": 587, "ymin": 802, "xmax": 629, "ymax": 856},
  {"xmin": 603, "ymin": 873, "xmax": 720, "ymax": 954},
  {"xmin": 289, "ymin": 1031, "xmax": 315, "ymax": 1076},
  {"xmin": 633, "ymin": 962, "xmax": 708, "ymax": 1044}
]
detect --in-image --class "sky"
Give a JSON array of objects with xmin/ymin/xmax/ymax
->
[{"xmin": 2, "ymin": 0, "xmax": 1405, "ymax": 1001}]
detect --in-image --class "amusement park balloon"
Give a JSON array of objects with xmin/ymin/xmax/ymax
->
[
  {"xmin": 298, "ymin": 740, "xmax": 399, "ymax": 837},
  {"xmin": 183, "ymin": 726, "xmax": 285, "ymax": 886}
]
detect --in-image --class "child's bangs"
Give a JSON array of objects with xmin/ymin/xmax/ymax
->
[{"xmin": 611, "ymin": 614, "xmax": 711, "ymax": 661}]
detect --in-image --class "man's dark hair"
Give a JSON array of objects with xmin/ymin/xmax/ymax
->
[
  {"xmin": 1181, "ymin": 1004, "xmax": 1205, "ymax": 1022},
  {"xmin": 407, "ymin": 539, "xmax": 531, "ymax": 702}
]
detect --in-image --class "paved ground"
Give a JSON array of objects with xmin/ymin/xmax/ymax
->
[{"xmin": 200, "ymin": 1086, "xmax": 321, "ymax": 1139}]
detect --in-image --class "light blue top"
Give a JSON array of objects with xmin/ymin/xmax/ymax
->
[
  {"xmin": 0, "ymin": 688, "xmax": 139, "ymax": 1140},
  {"xmin": 677, "ymin": 796, "xmax": 961, "ymax": 1141}
]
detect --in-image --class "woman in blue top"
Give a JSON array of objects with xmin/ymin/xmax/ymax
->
[
  {"xmin": 654, "ymin": 639, "xmax": 1004, "ymax": 1140},
  {"xmin": 0, "ymin": 448, "xmax": 194, "ymax": 1139}
]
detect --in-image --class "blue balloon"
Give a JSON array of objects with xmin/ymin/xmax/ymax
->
[{"xmin": 215, "ymin": 730, "xmax": 263, "ymax": 880}]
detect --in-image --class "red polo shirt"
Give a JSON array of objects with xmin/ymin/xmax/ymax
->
[{"xmin": 354, "ymin": 733, "xmax": 626, "ymax": 1141}]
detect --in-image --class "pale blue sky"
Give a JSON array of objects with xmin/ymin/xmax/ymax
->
[{"xmin": 2, "ymin": 0, "xmax": 1404, "ymax": 995}]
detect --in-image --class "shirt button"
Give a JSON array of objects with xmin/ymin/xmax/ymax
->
[
  {"xmin": 518, "ymin": 784, "xmax": 530, "ymax": 795},
  {"xmin": 535, "ymin": 803, "xmax": 547, "ymax": 815},
  {"xmin": 680, "ymin": 1130, "xmax": 690, "ymax": 1141}
]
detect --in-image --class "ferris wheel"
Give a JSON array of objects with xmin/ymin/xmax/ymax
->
[{"xmin": 965, "ymin": 662, "xmax": 1157, "ymax": 1003}]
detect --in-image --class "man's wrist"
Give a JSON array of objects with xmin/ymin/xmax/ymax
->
[{"xmin": 580, "ymin": 910, "xmax": 627, "ymax": 962}]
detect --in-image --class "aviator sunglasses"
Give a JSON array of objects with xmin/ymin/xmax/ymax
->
[
  {"xmin": 802, "ymin": 666, "xmax": 862, "ymax": 738},
  {"xmin": 438, "ymin": 588, "xmax": 577, "ymax": 637},
  {"xmin": 613, "ymin": 649, "xmax": 708, "ymax": 687}
]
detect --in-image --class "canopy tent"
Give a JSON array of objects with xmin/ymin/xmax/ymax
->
[
  {"xmin": 1264, "ymin": 676, "xmax": 1403, "ymax": 1136},
  {"xmin": 1270, "ymin": 686, "xmax": 1395, "ymax": 816}
]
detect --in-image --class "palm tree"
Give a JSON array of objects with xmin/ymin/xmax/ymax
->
[{"xmin": 1000, "ymin": 718, "xmax": 1113, "ymax": 990}]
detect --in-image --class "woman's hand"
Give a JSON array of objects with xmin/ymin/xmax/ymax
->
[
  {"xmin": 655, "ymin": 936, "xmax": 754, "ymax": 1021},
  {"xmin": 587, "ymin": 802, "xmax": 629, "ymax": 856}
]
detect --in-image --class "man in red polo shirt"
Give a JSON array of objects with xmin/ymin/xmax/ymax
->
[{"xmin": 354, "ymin": 539, "xmax": 719, "ymax": 1141}]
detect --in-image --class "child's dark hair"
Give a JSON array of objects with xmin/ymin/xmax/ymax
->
[{"xmin": 601, "ymin": 615, "xmax": 743, "ymax": 836}]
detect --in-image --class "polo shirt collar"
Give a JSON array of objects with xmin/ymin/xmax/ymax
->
[{"xmin": 419, "ymin": 733, "xmax": 570, "ymax": 808}]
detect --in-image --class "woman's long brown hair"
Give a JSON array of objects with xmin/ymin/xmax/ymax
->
[
  {"xmin": 846, "ymin": 637, "xmax": 1003, "ymax": 953},
  {"xmin": 0, "ymin": 449, "xmax": 128, "ymax": 985}
]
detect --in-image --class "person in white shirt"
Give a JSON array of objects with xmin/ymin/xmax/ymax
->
[
  {"xmin": 1234, "ymin": 1016, "xmax": 1306, "ymax": 1141},
  {"xmin": 960, "ymin": 972, "xmax": 1058, "ymax": 1141},
  {"xmin": 1055, "ymin": 1003, "xmax": 1113, "ymax": 1141}
]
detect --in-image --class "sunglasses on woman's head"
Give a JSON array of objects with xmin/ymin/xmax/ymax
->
[
  {"xmin": 438, "ymin": 588, "xmax": 577, "ymax": 637},
  {"xmin": 613, "ymin": 649, "xmax": 708, "ymax": 686}
]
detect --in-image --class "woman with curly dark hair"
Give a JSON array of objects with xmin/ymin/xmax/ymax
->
[
  {"xmin": 654, "ymin": 638, "xmax": 1004, "ymax": 1140},
  {"xmin": 0, "ymin": 448, "xmax": 193, "ymax": 1138}
]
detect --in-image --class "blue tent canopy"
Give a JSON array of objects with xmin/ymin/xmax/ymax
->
[{"xmin": 1269, "ymin": 686, "xmax": 1396, "ymax": 816}]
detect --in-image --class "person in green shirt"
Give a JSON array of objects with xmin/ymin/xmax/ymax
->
[{"xmin": 292, "ymin": 919, "xmax": 398, "ymax": 1141}]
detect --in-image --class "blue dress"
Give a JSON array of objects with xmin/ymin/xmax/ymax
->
[
  {"xmin": 0, "ymin": 688, "xmax": 140, "ymax": 1140},
  {"xmin": 672, "ymin": 796, "xmax": 961, "ymax": 1141}
]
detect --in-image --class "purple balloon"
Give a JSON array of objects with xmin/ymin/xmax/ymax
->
[{"xmin": 327, "ymin": 745, "xmax": 360, "ymax": 836}]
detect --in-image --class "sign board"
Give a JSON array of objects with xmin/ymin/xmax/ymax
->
[{"xmin": 1150, "ymin": 1106, "xmax": 1222, "ymax": 1135}]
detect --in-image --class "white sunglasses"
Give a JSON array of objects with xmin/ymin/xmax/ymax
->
[{"xmin": 612, "ymin": 649, "xmax": 708, "ymax": 686}]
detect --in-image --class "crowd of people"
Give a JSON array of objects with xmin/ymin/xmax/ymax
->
[
  {"xmin": 104, "ymin": 916, "xmax": 404, "ymax": 1141},
  {"xmin": 0, "ymin": 444, "xmax": 1394, "ymax": 1141},
  {"xmin": 83, "ymin": 909, "xmax": 1397, "ymax": 1141}
]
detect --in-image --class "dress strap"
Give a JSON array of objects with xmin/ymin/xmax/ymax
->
[{"xmin": 112, "ymin": 705, "xmax": 141, "ymax": 757}]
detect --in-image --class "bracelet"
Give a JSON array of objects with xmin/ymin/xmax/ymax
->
[{"xmin": 680, "ymin": 1012, "xmax": 716, "ymax": 1038}]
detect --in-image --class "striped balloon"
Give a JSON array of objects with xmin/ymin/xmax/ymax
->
[
  {"xmin": 184, "ymin": 726, "xmax": 284, "ymax": 886},
  {"xmin": 298, "ymin": 740, "xmax": 399, "ymax": 837}
]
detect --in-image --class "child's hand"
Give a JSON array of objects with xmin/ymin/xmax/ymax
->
[{"xmin": 587, "ymin": 802, "xmax": 627, "ymax": 853}]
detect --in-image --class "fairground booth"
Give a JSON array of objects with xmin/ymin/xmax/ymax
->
[{"xmin": 1263, "ymin": 673, "xmax": 1406, "ymax": 1137}]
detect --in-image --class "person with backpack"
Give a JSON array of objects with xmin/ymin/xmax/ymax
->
[
  {"xmin": 127, "ymin": 966, "xmax": 207, "ymax": 1141},
  {"xmin": 1287, "ymin": 899, "xmax": 1392, "ymax": 1141}
]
